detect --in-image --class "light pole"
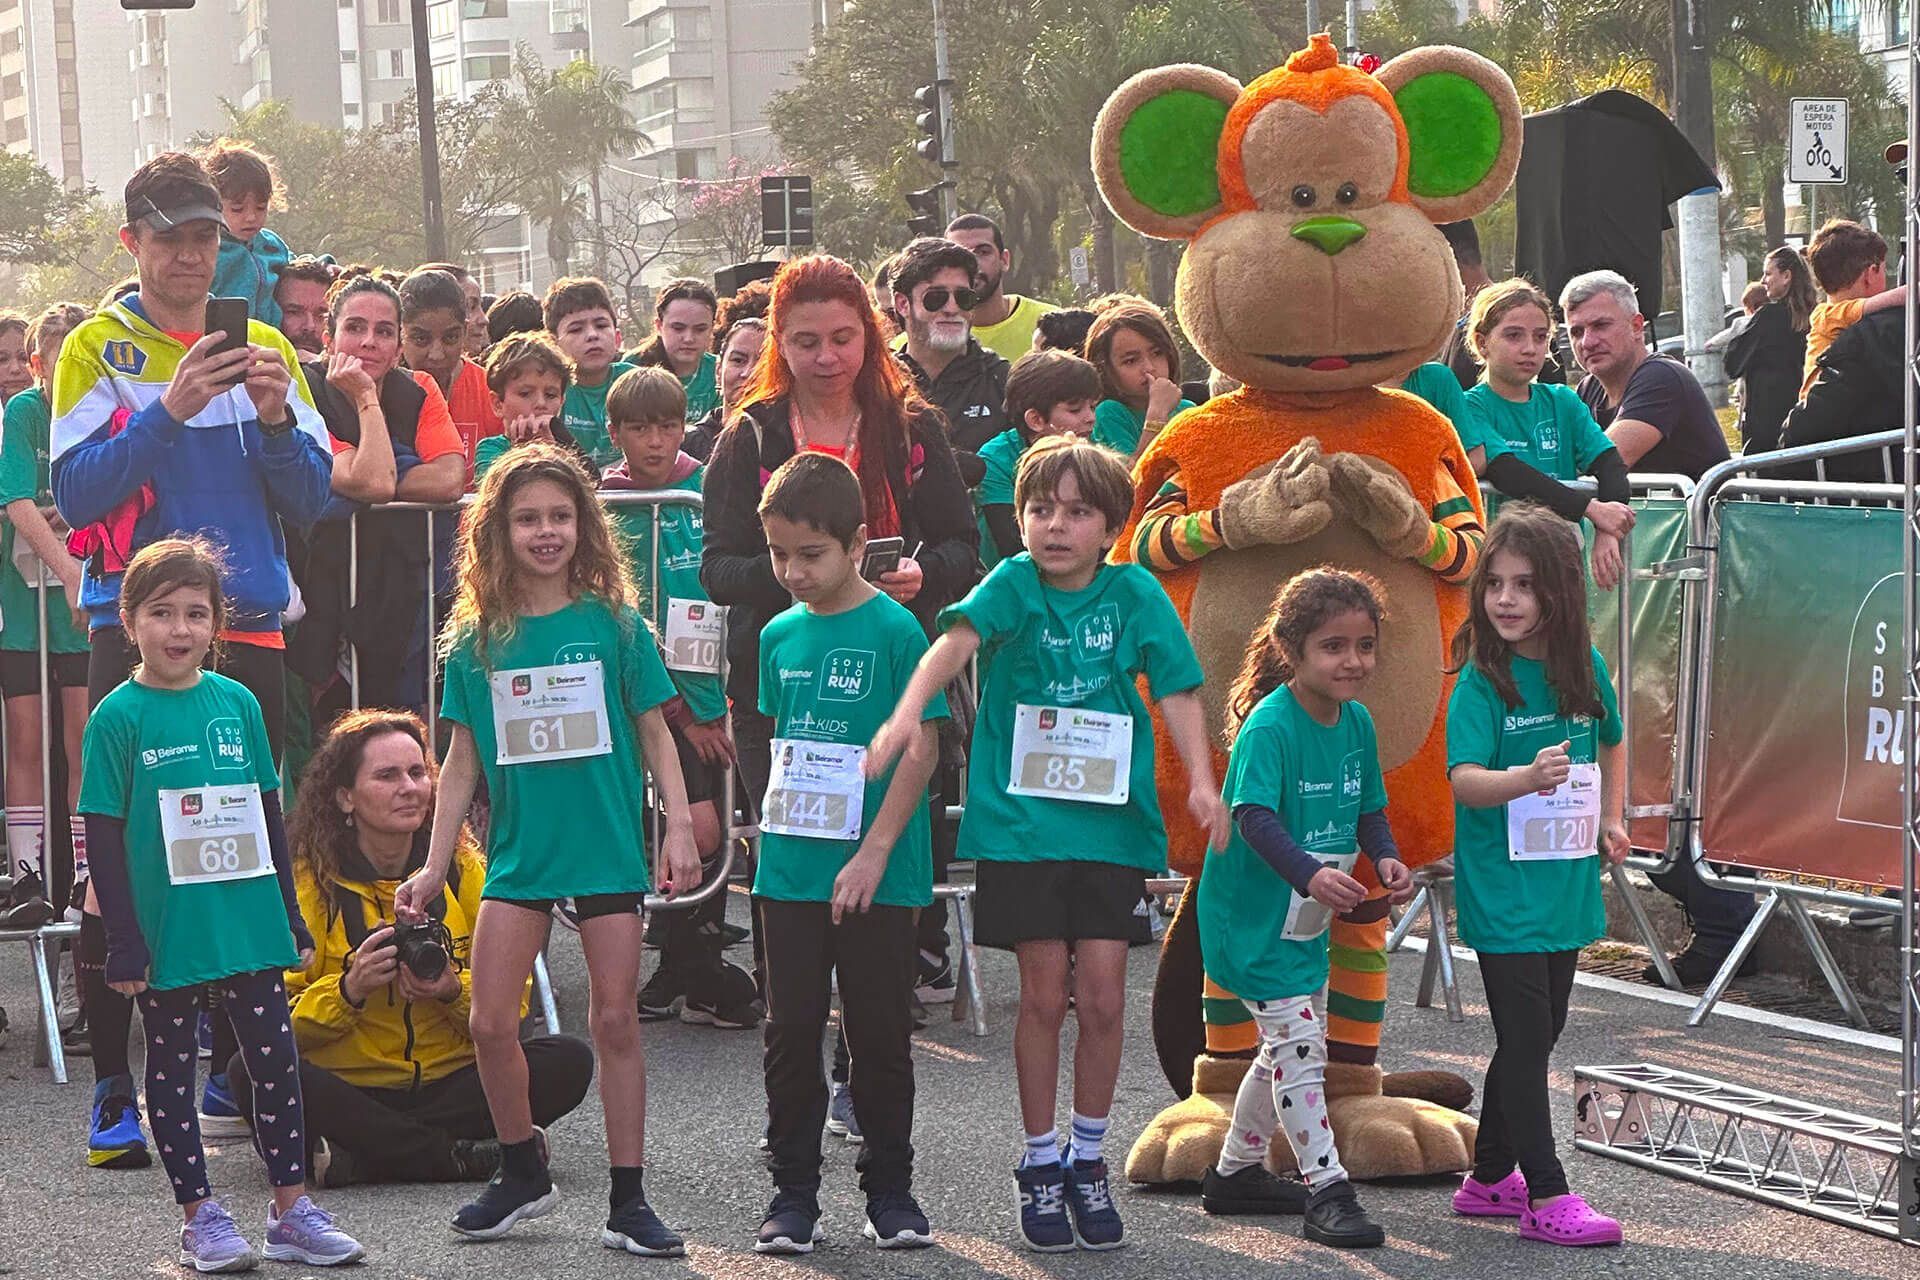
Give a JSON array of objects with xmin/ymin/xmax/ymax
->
[{"xmin": 410, "ymin": 0, "xmax": 448, "ymax": 261}]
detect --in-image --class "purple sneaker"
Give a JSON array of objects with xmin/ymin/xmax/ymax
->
[
  {"xmin": 179, "ymin": 1200, "xmax": 258, "ymax": 1273},
  {"xmin": 263, "ymin": 1196, "xmax": 365, "ymax": 1266}
]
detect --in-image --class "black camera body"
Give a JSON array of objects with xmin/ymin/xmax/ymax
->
[{"xmin": 390, "ymin": 918, "xmax": 454, "ymax": 982}]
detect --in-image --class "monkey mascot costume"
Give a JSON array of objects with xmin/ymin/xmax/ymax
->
[{"xmin": 1101, "ymin": 35, "xmax": 1522, "ymax": 1183}]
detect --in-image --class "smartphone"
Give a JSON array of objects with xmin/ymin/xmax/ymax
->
[
  {"xmin": 205, "ymin": 297, "xmax": 249, "ymax": 386},
  {"xmin": 860, "ymin": 536, "xmax": 905, "ymax": 581}
]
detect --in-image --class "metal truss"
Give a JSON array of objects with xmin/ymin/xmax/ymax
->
[{"xmin": 1573, "ymin": 1064, "xmax": 1912, "ymax": 1241}]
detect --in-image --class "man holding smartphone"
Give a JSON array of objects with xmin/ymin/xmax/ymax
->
[{"xmin": 49, "ymin": 152, "xmax": 334, "ymax": 1172}]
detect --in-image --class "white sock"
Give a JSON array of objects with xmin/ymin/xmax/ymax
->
[
  {"xmin": 1020, "ymin": 1130, "xmax": 1060, "ymax": 1168},
  {"xmin": 6, "ymin": 806, "xmax": 43, "ymax": 883},
  {"xmin": 1068, "ymin": 1111, "xmax": 1109, "ymax": 1165},
  {"xmin": 70, "ymin": 823, "xmax": 88, "ymax": 885}
]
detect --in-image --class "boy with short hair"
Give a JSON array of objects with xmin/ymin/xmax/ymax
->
[
  {"xmin": 1803, "ymin": 219, "xmax": 1908, "ymax": 399},
  {"xmin": 402, "ymin": 267, "xmax": 502, "ymax": 478},
  {"xmin": 475, "ymin": 332, "xmax": 593, "ymax": 478},
  {"xmin": 869, "ymin": 434, "xmax": 1230, "ymax": 1254},
  {"xmin": 975, "ymin": 350, "xmax": 1103, "ymax": 568},
  {"xmin": 544, "ymin": 277, "xmax": 636, "ymax": 471},
  {"xmin": 752, "ymin": 452, "xmax": 946, "ymax": 1256},
  {"xmin": 601, "ymin": 366, "xmax": 753, "ymax": 1030},
  {"xmin": 201, "ymin": 139, "xmax": 292, "ymax": 328}
]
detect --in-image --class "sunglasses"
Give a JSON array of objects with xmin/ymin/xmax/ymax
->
[{"xmin": 918, "ymin": 286, "xmax": 980, "ymax": 313}]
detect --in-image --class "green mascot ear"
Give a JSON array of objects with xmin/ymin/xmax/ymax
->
[
  {"xmin": 1093, "ymin": 65, "xmax": 1243, "ymax": 240},
  {"xmin": 1375, "ymin": 46, "xmax": 1522, "ymax": 224}
]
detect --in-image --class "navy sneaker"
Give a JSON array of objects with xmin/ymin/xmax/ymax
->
[
  {"xmin": 88, "ymin": 1075, "xmax": 151, "ymax": 1170},
  {"xmin": 755, "ymin": 1189, "xmax": 824, "ymax": 1254},
  {"xmin": 196, "ymin": 1010, "xmax": 214, "ymax": 1060},
  {"xmin": 1063, "ymin": 1157, "xmax": 1125, "ymax": 1250},
  {"xmin": 198, "ymin": 1072, "xmax": 250, "ymax": 1138},
  {"xmin": 452, "ymin": 1169, "xmax": 558, "ymax": 1240},
  {"xmin": 825, "ymin": 1082, "xmax": 863, "ymax": 1144},
  {"xmin": 862, "ymin": 1190, "xmax": 933, "ymax": 1249},
  {"xmin": 604, "ymin": 1192, "xmax": 685, "ymax": 1257},
  {"xmin": 1014, "ymin": 1162, "xmax": 1073, "ymax": 1253}
]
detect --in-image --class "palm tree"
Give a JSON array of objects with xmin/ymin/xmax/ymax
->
[{"xmin": 509, "ymin": 50, "xmax": 647, "ymax": 278}]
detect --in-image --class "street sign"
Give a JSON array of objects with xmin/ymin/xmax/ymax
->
[
  {"xmin": 1069, "ymin": 246, "xmax": 1090, "ymax": 287},
  {"xmin": 1789, "ymin": 98, "xmax": 1848, "ymax": 185},
  {"xmin": 760, "ymin": 175, "xmax": 815, "ymax": 249}
]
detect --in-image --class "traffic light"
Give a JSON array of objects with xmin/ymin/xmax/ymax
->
[
  {"xmin": 905, "ymin": 183, "xmax": 951, "ymax": 237},
  {"xmin": 913, "ymin": 82, "xmax": 950, "ymax": 167}
]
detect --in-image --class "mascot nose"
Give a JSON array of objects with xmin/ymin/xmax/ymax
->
[{"xmin": 1290, "ymin": 216, "xmax": 1367, "ymax": 256}]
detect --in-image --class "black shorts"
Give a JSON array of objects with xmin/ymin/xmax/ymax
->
[
  {"xmin": 974, "ymin": 859, "xmax": 1149, "ymax": 950},
  {"xmin": 0, "ymin": 649, "xmax": 88, "ymax": 698},
  {"xmin": 668, "ymin": 727, "xmax": 728, "ymax": 807},
  {"xmin": 487, "ymin": 892, "xmax": 645, "ymax": 920}
]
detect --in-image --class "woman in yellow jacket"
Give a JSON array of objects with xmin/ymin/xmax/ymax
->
[{"xmin": 223, "ymin": 709, "xmax": 593, "ymax": 1187}]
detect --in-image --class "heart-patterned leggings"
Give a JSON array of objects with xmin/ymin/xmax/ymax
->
[
  {"xmin": 1215, "ymin": 988, "xmax": 1349, "ymax": 1189},
  {"xmin": 139, "ymin": 968, "xmax": 306, "ymax": 1205}
]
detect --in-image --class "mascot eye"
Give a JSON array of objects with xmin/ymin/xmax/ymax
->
[
  {"xmin": 1336, "ymin": 182, "xmax": 1360, "ymax": 205},
  {"xmin": 1290, "ymin": 184, "xmax": 1316, "ymax": 209}
]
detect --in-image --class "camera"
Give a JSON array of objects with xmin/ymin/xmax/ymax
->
[{"xmin": 390, "ymin": 918, "xmax": 455, "ymax": 982}]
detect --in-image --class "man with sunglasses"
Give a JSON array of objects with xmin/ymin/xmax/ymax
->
[{"xmin": 892, "ymin": 237, "xmax": 1010, "ymax": 488}]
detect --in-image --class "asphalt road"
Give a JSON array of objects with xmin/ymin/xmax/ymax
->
[{"xmin": 2, "ymin": 893, "xmax": 1915, "ymax": 1279}]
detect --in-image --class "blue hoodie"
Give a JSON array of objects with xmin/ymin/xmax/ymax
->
[{"xmin": 213, "ymin": 227, "xmax": 292, "ymax": 328}]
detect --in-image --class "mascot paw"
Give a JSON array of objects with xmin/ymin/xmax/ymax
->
[
  {"xmin": 1382, "ymin": 1069, "xmax": 1475, "ymax": 1113},
  {"xmin": 1219, "ymin": 437, "xmax": 1332, "ymax": 550},
  {"xmin": 1327, "ymin": 452, "xmax": 1431, "ymax": 560},
  {"xmin": 1125, "ymin": 1056, "xmax": 1251, "ymax": 1185},
  {"xmin": 1320, "ymin": 1094, "xmax": 1477, "ymax": 1180}
]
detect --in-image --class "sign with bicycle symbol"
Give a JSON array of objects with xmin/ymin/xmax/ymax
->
[{"xmin": 1789, "ymin": 98, "xmax": 1847, "ymax": 185}]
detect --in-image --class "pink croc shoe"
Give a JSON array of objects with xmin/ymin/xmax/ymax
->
[
  {"xmin": 1452, "ymin": 1170, "xmax": 1527, "ymax": 1218},
  {"xmin": 1520, "ymin": 1194, "xmax": 1623, "ymax": 1247}
]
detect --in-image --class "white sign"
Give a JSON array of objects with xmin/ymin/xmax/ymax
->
[
  {"xmin": 1069, "ymin": 246, "xmax": 1091, "ymax": 287},
  {"xmin": 1789, "ymin": 98, "xmax": 1848, "ymax": 185}
]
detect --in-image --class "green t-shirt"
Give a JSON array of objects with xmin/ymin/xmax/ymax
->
[
  {"xmin": 440, "ymin": 595, "xmax": 678, "ymax": 900},
  {"xmin": 680, "ymin": 351, "xmax": 719, "ymax": 423},
  {"xmin": 1400, "ymin": 362, "xmax": 1471, "ymax": 437},
  {"xmin": 562, "ymin": 360, "xmax": 638, "ymax": 471},
  {"xmin": 1461, "ymin": 382, "xmax": 1613, "ymax": 521},
  {"xmin": 1445, "ymin": 647, "xmax": 1623, "ymax": 955},
  {"xmin": 1199, "ymin": 687, "xmax": 1387, "ymax": 1001},
  {"xmin": 973, "ymin": 426, "xmax": 1028, "ymax": 571},
  {"xmin": 77, "ymin": 672, "xmax": 294, "ymax": 991},
  {"xmin": 1092, "ymin": 396, "xmax": 1196, "ymax": 456},
  {"xmin": 941, "ymin": 556, "xmax": 1204, "ymax": 871},
  {"xmin": 755, "ymin": 591, "xmax": 947, "ymax": 907},
  {"xmin": 609, "ymin": 469, "xmax": 727, "ymax": 725},
  {"xmin": 0, "ymin": 387, "xmax": 87, "ymax": 653}
]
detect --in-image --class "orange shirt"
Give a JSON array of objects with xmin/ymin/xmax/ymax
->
[
  {"xmin": 1800, "ymin": 297, "xmax": 1868, "ymax": 400},
  {"xmin": 324, "ymin": 372, "xmax": 463, "ymax": 465},
  {"xmin": 444, "ymin": 359, "xmax": 502, "ymax": 485}
]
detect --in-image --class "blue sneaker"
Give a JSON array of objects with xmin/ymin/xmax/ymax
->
[
  {"xmin": 179, "ymin": 1199, "xmax": 257, "ymax": 1273},
  {"xmin": 1014, "ymin": 1162, "xmax": 1073, "ymax": 1252},
  {"xmin": 825, "ymin": 1082, "xmax": 863, "ymax": 1144},
  {"xmin": 199, "ymin": 1072, "xmax": 250, "ymax": 1139},
  {"xmin": 263, "ymin": 1195, "xmax": 366, "ymax": 1266},
  {"xmin": 1063, "ymin": 1158, "xmax": 1125, "ymax": 1250},
  {"xmin": 88, "ymin": 1074, "xmax": 151, "ymax": 1170}
]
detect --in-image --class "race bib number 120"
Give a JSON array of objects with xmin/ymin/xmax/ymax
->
[{"xmin": 1506, "ymin": 762, "xmax": 1601, "ymax": 861}]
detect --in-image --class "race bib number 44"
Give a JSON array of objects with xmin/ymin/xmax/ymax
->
[
  {"xmin": 490, "ymin": 661, "xmax": 614, "ymax": 765},
  {"xmin": 763, "ymin": 738, "xmax": 865, "ymax": 841},
  {"xmin": 1507, "ymin": 762, "xmax": 1602, "ymax": 861},
  {"xmin": 1007, "ymin": 704, "xmax": 1131, "ymax": 805},
  {"xmin": 158, "ymin": 784, "xmax": 272, "ymax": 886}
]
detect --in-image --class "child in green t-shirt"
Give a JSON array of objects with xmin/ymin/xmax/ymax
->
[
  {"xmin": 870, "ymin": 435, "xmax": 1229, "ymax": 1254},
  {"xmin": 1086, "ymin": 299, "xmax": 1195, "ymax": 458},
  {"xmin": 974, "ymin": 350, "xmax": 1101, "ymax": 569},
  {"xmin": 750, "ymin": 452, "xmax": 945, "ymax": 1255},
  {"xmin": 396, "ymin": 443, "xmax": 700, "ymax": 1255},
  {"xmin": 82, "ymin": 538, "xmax": 365, "ymax": 1270},
  {"xmin": 1195, "ymin": 569, "xmax": 1412, "ymax": 1247},
  {"xmin": 472, "ymin": 332, "xmax": 597, "ymax": 481},
  {"xmin": 1459, "ymin": 279, "xmax": 1636, "ymax": 590},
  {"xmin": 544, "ymin": 276, "xmax": 636, "ymax": 470},
  {"xmin": 1445, "ymin": 505, "xmax": 1628, "ymax": 1247},
  {"xmin": 600, "ymin": 366, "xmax": 752, "ymax": 1029}
]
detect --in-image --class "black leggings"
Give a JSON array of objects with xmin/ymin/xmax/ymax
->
[{"xmin": 1474, "ymin": 949, "xmax": 1579, "ymax": 1201}]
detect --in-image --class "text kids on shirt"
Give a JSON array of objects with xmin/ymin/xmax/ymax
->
[
  {"xmin": 1458, "ymin": 279, "xmax": 1635, "ymax": 590},
  {"xmin": 79, "ymin": 538, "xmax": 367, "ymax": 1271},
  {"xmin": 600, "ymin": 365, "xmax": 753, "ymax": 1030},
  {"xmin": 473, "ymin": 332, "xmax": 596, "ymax": 481},
  {"xmin": 869, "ymin": 435, "xmax": 1230, "ymax": 1254},
  {"xmin": 750, "ymin": 452, "xmax": 945, "ymax": 1255},
  {"xmin": 393, "ymin": 443, "xmax": 701, "ymax": 1257},
  {"xmin": 1194, "ymin": 569, "xmax": 1414, "ymax": 1249},
  {"xmin": 543, "ymin": 277, "xmax": 637, "ymax": 472},
  {"xmin": 1085, "ymin": 300, "xmax": 1194, "ymax": 459},
  {"xmin": 1445, "ymin": 504, "xmax": 1628, "ymax": 1248},
  {"xmin": 974, "ymin": 350, "xmax": 1101, "ymax": 570}
]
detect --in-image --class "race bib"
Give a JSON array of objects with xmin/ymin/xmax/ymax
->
[
  {"xmin": 662, "ymin": 599, "xmax": 724, "ymax": 674},
  {"xmin": 1507, "ymin": 761, "xmax": 1601, "ymax": 861},
  {"xmin": 490, "ymin": 661, "xmax": 614, "ymax": 766},
  {"xmin": 158, "ymin": 784, "xmax": 272, "ymax": 887},
  {"xmin": 762, "ymin": 738, "xmax": 865, "ymax": 841},
  {"xmin": 11, "ymin": 537, "xmax": 57, "ymax": 588},
  {"xmin": 1007, "ymin": 704, "xmax": 1131, "ymax": 805},
  {"xmin": 1281, "ymin": 850, "xmax": 1360, "ymax": 942}
]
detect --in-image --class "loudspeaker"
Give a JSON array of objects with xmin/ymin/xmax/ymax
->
[{"xmin": 714, "ymin": 261, "xmax": 781, "ymax": 297}]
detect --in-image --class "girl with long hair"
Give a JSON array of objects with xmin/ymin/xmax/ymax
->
[
  {"xmin": 394, "ymin": 444, "xmax": 700, "ymax": 1255},
  {"xmin": 1444, "ymin": 504, "xmax": 1627, "ymax": 1247},
  {"xmin": 633, "ymin": 278, "xmax": 721, "ymax": 421},
  {"xmin": 1724, "ymin": 246, "xmax": 1815, "ymax": 454}
]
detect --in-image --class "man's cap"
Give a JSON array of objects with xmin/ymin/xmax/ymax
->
[
  {"xmin": 125, "ymin": 177, "xmax": 227, "ymax": 232},
  {"xmin": 1887, "ymin": 139, "xmax": 1908, "ymax": 167}
]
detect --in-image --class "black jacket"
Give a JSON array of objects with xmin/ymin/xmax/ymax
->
[
  {"xmin": 1778, "ymin": 308, "xmax": 1902, "ymax": 483},
  {"xmin": 1723, "ymin": 300, "xmax": 1807, "ymax": 456},
  {"xmin": 699, "ymin": 397, "xmax": 981, "ymax": 701},
  {"xmin": 898, "ymin": 338, "xmax": 1010, "ymax": 483}
]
